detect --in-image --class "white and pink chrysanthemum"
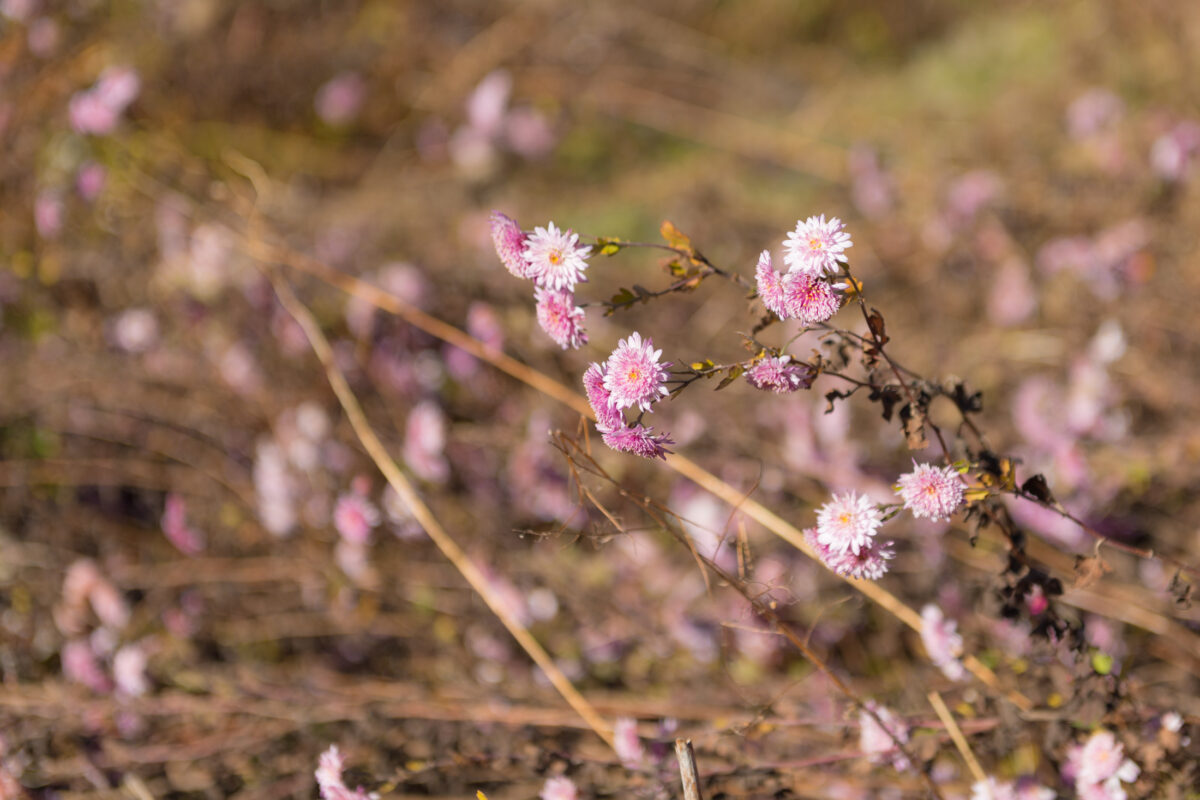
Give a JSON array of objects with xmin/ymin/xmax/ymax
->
[
  {"xmin": 972, "ymin": 777, "xmax": 1054, "ymax": 800},
  {"xmin": 333, "ymin": 493, "xmax": 380, "ymax": 545},
  {"xmin": 583, "ymin": 363, "xmax": 624, "ymax": 431},
  {"xmin": 600, "ymin": 423, "xmax": 674, "ymax": 460},
  {"xmin": 490, "ymin": 211, "xmax": 531, "ymax": 278},
  {"xmin": 745, "ymin": 355, "xmax": 814, "ymax": 394},
  {"xmin": 815, "ymin": 491, "xmax": 883, "ymax": 556},
  {"xmin": 523, "ymin": 222, "xmax": 591, "ymax": 291},
  {"xmin": 920, "ymin": 604, "xmax": 966, "ymax": 680},
  {"xmin": 805, "ymin": 528, "xmax": 894, "ymax": 581},
  {"xmin": 783, "ymin": 215, "xmax": 852, "ymax": 276},
  {"xmin": 602, "ymin": 331, "xmax": 671, "ymax": 413},
  {"xmin": 540, "ymin": 776, "xmax": 578, "ymax": 800},
  {"xmin": 859, "ymin": 701, "xmax": 911, "ymax": 772},
  {"xmin": 895, "ymin": 462, "xmax": 965, "ymax": 522},
  {"xmin": 315, "ymin": 745, "xmax": 371, "ymax": 800},
  {"xmin": 535, "ymin": 287, "xmax": 588, "ymax": 350},
  {"xmin": 755, "ymin": 250, "xmax": 841, "ymax": 325}
]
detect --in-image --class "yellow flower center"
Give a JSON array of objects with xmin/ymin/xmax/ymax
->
[
  {"xmin": 549, "ymin": 251, "xmax": 562, "ymax": 265},
  {"xmin": 839, "ymin": 513, "xmax": 851, "ymax": 525},
  {"xmin": 809, "ymin": 237, "xmax": 825, "ymax": 250},
  {"xmin": 627, "ymin": 368, "xmax": 641, "ymax": 382}
]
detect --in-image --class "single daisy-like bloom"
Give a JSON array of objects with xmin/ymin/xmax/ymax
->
[
  {"xmin": 602, "ymin": 331, "xmax": 671, "ymax": 413},
  {"xmin": 815, "ymin": 491, "xmax": 883, "ymax": 556},
  {"xmin": 745, "ymin": 356, "xmax": 814, "ymax": 393},
  {"xmin": 490, "ymin": 211, "xmax": 531, "ymax": 278},
  {"xmin": 920, "ymin": 604, "xmax": 966, "ymax": 680},
  {"xmin": 540, "ymin": 776, "xmax": 578, "ymax": 800},
  {"xmin": 859, "ymin": 701, "xmax": 911, "ymax": 772},
  {"xmin": 783, "ymin": 215, "xmax": 852, "ymax": 276},
  {"xmin": 583, "ymin": 363, "xmax": 624, "ymax": 430},
  {"xmin": 535, "ymin": 288, "xmax": 588, "ymax": 349},
  {"xmin": 895, "ymin": 462, "xmax": 965, "ymax": 522},
  {"xmin": 523, "ymin": 221, "xmax": 591, "ymax": 291},
  {"xmin": 333, "ymin": 493, "xmax": 380, "ymax": 545},
  {"xmin": 600, "ymin": 423, "xmax": 674, "ymax": 460},
  {"xmin": 805, "ymin": 528, "xmax": 895, "ymax": 580},
  {"xmin": 783, "ymin": 272, "xmax": 841, "ymax": 326},
  {"xmin": 315, "ymin": 745, "xmax": 371, "ymax": 800}
]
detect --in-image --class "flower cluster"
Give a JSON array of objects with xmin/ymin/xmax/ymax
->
[
  {"xmin": 584, "ymin": 333, "xmax": 674, "ymax": 460},
  {"xmin": 490, "ymin": 212, "xmax": 591, "ymax": 349},
  {"xmin": 1065, "ymin": 730, "xmax": 1139, "ymax": 800},
  {"xmin": 755, "ymin": 250, "xmax": 841, "ymax": 326}
]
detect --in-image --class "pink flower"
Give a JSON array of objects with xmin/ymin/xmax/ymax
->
[
  {"xmin": 613, "ymin": 717, "xmax": 645, "ymax": 766},
  {"xmin": 920, "ymin": 604, "xmax": 965, "ymax": 680},
  {"xmin": 783, "ymin": 215, "xmax": 852, "ymax": 276},
  {"xmin": 583, "ymin": 363, "xmax": 624, "ymax": 430},
  {"xmin": 895, "ymin": 462, "xmax": 964, "ymax": 522},
  {"xmin": 602, "ymin": 331, "xmax": 671, "ymax": 413},
  {"xmin": 314, "ymin": 72, "xmax": 366, "ymax": 126},
  {"xmin": 540, "ymin": 776, "xmax": 578, "ymax": 800},
  {"xmin": 69, "ymin": 91, "xmax": 119, "ymax": 135},
  {"xmin": 524, "ymin": 222, "xmax": 590, "ymax": 291},
  {"xmin": 859, "ymin": 701, "xmax": 910, "ymax": 772},
  {"xmin": 600, "ymin": 423, "xmax": 674, "ymax": 460},
  {"xmin": 1075, "ymin": 730, "xmax": 1138, "ymax": 788},
  {"xmin": 755, "ymin": 250, "xmax": 840, "ymax": 324},
  {"xmin": 1067, "ymin": 89, "xmax": 1124, "ymax": 139},
  {"xmin": 404, "ymin": 401, "xmax": 450, "ymax": 484},
  {"xmin": 745, "ymin": 356, "xmax": 813, "ymax": 393},
  {"xmin": 315, "ymin": 745, "xmax": 371, "ymax": 800},
  {"xmin": 490, "ymin": 211, "xmax": 531, "ymax": 278},
  {"xmin": 815, "ymin": 491, "xmax": 882, "ymax": 556},
  {"xmin": 971, "ymin": 777, "xmax": 1016, "ymax": 800},
  {"xmin": 1150, "ymin": 121, "xmax": 1200, "ymax": 181},
  {"xmin": 161, "ymin": 493, "xmax": 205, "ymax": 556},
  {"xmin": 333, "ymin": 493, "xmax": 380, "ymax": 545},
  {"xmin": 535, "ymin": 288, "xmax": 587, "ymax": 349},
  {"xmin": 76, "ymin": 161, "xmax": 107, "ymax": 201},
  {"xmin": 34, "ymin": 192, "xmax": 63, "ymax": 238},
  {"xmin": 805, "ymin": 528, "xmax": 894, "ymax": 580},
  {"xmin": 94, "ymin": 67, "xmax": 140, "ymax": 111},
  {"xmin": 465, "ymin": 70, "xmax": 512, "ymax": 138},
  {"xmin": 62, "ymin": 639, "xmax": 113, "ymax": 693},
  {"xmin": 113, "ymin": 643, "xmax": 149, "ymax": 696}
]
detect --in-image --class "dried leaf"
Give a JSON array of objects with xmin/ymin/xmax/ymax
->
[
  {"xmin": 900, "ymin": 403, "xmax": 929, "ymax": 450},
  {"xmin": 716, "ymin": 365, "xmax": 745, "ymax": 390},
  {"xmin": 1021, "ymin": 473, "xmax": 1056, "ymax": 505},
  {"xmin": 866, "ymin": 308, "xmax": 889, "ymax": 345},
  {"xmin": 1072, "ymin": 551, "xmax": 1112, "ymax": 590},
  {"xmin": 660, "ymin": 220, "xmax": 693, "ymax": 253}
]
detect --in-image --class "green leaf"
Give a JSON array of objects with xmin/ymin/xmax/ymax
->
[
  {"xmin": 716, "ymin": 365, "xmax": 745, "ymax": 391},
  {"xmin": 596, "ymin": 236, "xmax": 624, "ymax": 256},
  {"xmin": 689, "ymin": 359, "xmax": 715, "ymax": 372},
  {"xmin": 1091, "ymin": 652, "xmax": 1114, "ymax": 675}
]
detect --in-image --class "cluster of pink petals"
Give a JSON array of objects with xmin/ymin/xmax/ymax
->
[
  {"xmin": 859, "ymin": 701, "xmax": 911, "ymax": 772},
  {"xmin": 1066, "ymin": 731, "xmax": 1139, "ymax": 800},
  {"xmin": 895, "ymin": 462, "xmax": 965, "ymax": 522},
  {"xmin": 815, "ymin": 491, "xmax": 883, "ymax": 557},
  {"xmin": 540, "ymin": 776, "xmax": 578, "ymax": 800},
  {"xmin": 783, "ymin": 215, "xmax": 852, "ymax": 276},
  {"xmin": 1150, "ymin": 120, "xmax": 1200, "ymax": 181},
  {"xmin": 490, "ymin": 212, "xmax": 531, "ymax": 279},
  {"xmin": 535, "ymin": 287, "xmax": 588, "ymax": 350},
  {"xmin": 315, "ymin": 746, "xmax": 371, "ymax": 800},
  {"xmin": 971, "ymin": 777, "xmax": 1056, "ymax": 800},
  {"xmin": 602, "ymin": 332, "xmax": 671, "ymax": 413},
  {"xmin": 920, "ymin": 604, "xmax": 966, "ymax": 680},
  {"xmin": 69, "ymin": 66, "xmax": 140, "ymax": 135},
  {"xmin": 600, "ymin": 423, "xmax": 674, "ymax": 460},
  {"xmin": 333, "ymin": 492, "xmax": 380, "ymax": 545},
  {"xmin": 583, "ymin": 363, "xmax": 624, "ymax": 430},
  {"xmin": 805, "ymin": 528, "xmax": 894, "ymax": 581},
  {"xmin": 745, "ymin": 355, "xmax": 814, "ymax": 394},
  {"xmin": 755, "ymin": 251, "xmax": 841, "ymax": 325}
]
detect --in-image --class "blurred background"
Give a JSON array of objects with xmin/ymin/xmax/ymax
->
[{"xmin": 2, "ymin": 1, "xmax": 1199, "ymax": 797}]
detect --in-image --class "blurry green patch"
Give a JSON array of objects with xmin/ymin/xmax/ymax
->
[{"xmin": 1091, "ymin": 651, "xmax": 1114, "ymax": 675}]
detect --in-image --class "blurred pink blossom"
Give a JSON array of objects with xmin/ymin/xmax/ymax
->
[
  {"xmin": 1067, "ymin": 89, "xmax": 1124, "ymax": 139},
  {"xmin": 920, "ymin": 604, "xmax": 965, "ymax": 680},
  {"xmin": 27, "ymin": 16, "xmax": 59, "ymax": 56},
  {"xmin": 613, "ymin": 717, "xmax": 645, "ymax": 767},
  {"xmin": 75, "ymin": 161, "xmax": 107, "ymax": 201},
  {"xmin": 987, "ymin": 257, "xmax": 1037, "ymax": 326},
  {"xmin": 504, "ymin": 106, "xmax": 555, "ymax": 159},
  {"xmin": 0, "ymin": 0, "xmax": 37, "ymax": 21},
  {"xmin": 403, "ymin": 400, "xmax": 449, "ymax": 483},
  {"xmin": 34, "ymin": 192, "xmax": 63, "ymax": 238},
  {"xmin": 69, "ymin": 66, "xmax": 140, "ymax": 135},
  {"xmin": 859, "ymin": 701, "xmax": 910, "ymax": 772},
  {"xmin": 333, "ymin": 493, "xmax": 380, "ymax": 545},
  {"xmin": 314, "ymin": 72, "xmax": 366, "ymax": 126},
  {"xmin": 161, "ymin": 493, "xmax": 205, "ymax": 556},
  {"xmin": 62, "ymin": 639, "xmax": 113, "ymax": 693},
  {"xmin": 113, "ymin": 643, "xmax": 150, "ymax": 697},
  {"xmin": 1150, "ymin": 120, "xmax": 1200, "ymax": 181},
  {"xmin": 848, "ymin": 145, "xmax": 894, "ymax": 219},
  {"xmin": 315, "ymin": 745, "xmax": 371, "ymax": 800},
  {"xmin": 540, "ymin": 776, "xmax": 578, "ymax": 800},
  {"xmin": 109, "ymin": 308, "xmax": 159, "ymax": 353}
]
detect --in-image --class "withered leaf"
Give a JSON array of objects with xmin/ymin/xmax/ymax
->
[
  {"xmin": 866, "ymin": 308, "xmax": 889, "ymax": 345},
  {"xmin": 660, "ymin": 220, "xmax": 694, "ymax": 253},
  {"xmin": 900, "ymin": 403, "xmax": 929, "ymax": 450},
  {"xmin": 1072, "ymin": 552, "xmax": 1113, "ymax": 590},
  {"xmin": 1021, "ymin": 473, "xmax": 1056, "ymax": 505}
]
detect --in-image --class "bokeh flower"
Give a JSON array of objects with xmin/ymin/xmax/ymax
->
[
  {"xmin": 613, "ymin": 717, "xmax": 645, "ymax": 766},
  {"xmin": 920, "ymin": 604, "xmax": 965, "ymax": 680},
  {"xmin": 540, "ymin": 776, "xmax": 578, "ymax": 800},
  {"xmin": 859, "ymin": 701, "xmax": 910, "ymax": 772},
  {"xmin": 333, "ymin": 493, "xmax": 380, "ymax": 545}
]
